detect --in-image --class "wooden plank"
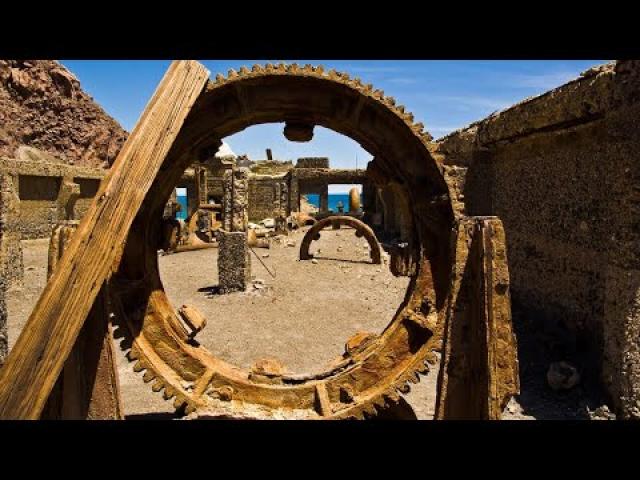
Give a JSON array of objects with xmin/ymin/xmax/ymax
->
[
  {"xmin": 41, "ymin": 224, "xmax": 124, "ymax": 419},
  {"xmin": 434, "ymin": 217, "xmax": 519, "ymax": 420},
  {"xmin": 0, "ymin": 60, "xmax": 209, "ymax": 419}
]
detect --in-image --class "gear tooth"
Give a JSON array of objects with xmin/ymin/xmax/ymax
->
[
  {"xmin": 397, "ymin": 382, "xmax": 411, "ymax": 394},
  {"xmin": 364, "ymin": 83, "xmax": 373, "ymax": 93},
  {"xmin": 133, "ymin": 361, "xmax": 144, "ymax": 373},
  {"xmin": 163, "ymin": 385, "xmax": 176, "ymax": 400},
  {"xmin": 265, "ymin": 63, "xmax": 274, "ymax": 72},
  {"xmin": 239, "ymin": 66, "xmax": 249, "ymax": 75},
  {"xmin": 185, "ymin": 403, "xmax": 197, "ymax": 415},
  {"xmin": 251, "ymin": 64, "xmax": 261, "ymax": 73},
  {"xmin": 173, "ymin": 396, "xmax": 186, "ymax": 410},
  {"xmin": 302, "ymin": 64, "xmax": 313, "ymax": 73},
  {"xmin": 385, "ymin": 96, "xmax": 396, "ymax": 107},
  {"xmin": 397, "ymin": 105, "xmax": 405, "ymax": 114},
  {"xmin": 152, "ymin": 379, "xmax": 164, "ymax": 392},
  {"xmin": 228, "ymin": 69, "xmax": 238, "ymax": 78},
  {"xmin": 215, "ymin": 73, "xmax": 224, "ymax": 83},
  {"xmin": 351, "ymin": 409, "xmax": 366, "ymax": 420},
  {"xmin": 384, "ymin": 390, "xmax": 401, "ymax": 404},
  {"xmin": 373, "ymin": 396, "xmax": 387, "ymax": 409},
  {"xmin": 126, "ymin": 349, "xmax": 139, "ymax": 362},
  {"xmin": 363, "ymin": 403, "xmax": 377, "ymax": 417},
  {"xmin": 406, "ymin": 113, "xmax": 414, "ymax": 123},
  {"xmin": 120, "ymin": 336, "xmax": 133, "ymax": 350},
  {"xmin": 408, "ymin": 371, "xmax": 421, "ymax": 384},
  {"xmin": 314, "ymin": 65, "xmax": 325, "ymax": 75},
  {"xmin": 112, "ymin": 325, "xmax": 124, "ymax": 339},
  {"xmin": 373, "ymin": 89, "xmax": 384, "ymax": 100},
  {"xmin": 142, "ymin": 370, "xmax": 155, "ymax": 383},
  {"xmin": 277, "ymin": 63, "xmax": 287, "ymax": 72}
]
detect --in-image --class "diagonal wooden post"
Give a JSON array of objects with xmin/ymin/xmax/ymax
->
[{"xmin": 0, "ymin": 60, "xmax": 209, "ymax": 419}]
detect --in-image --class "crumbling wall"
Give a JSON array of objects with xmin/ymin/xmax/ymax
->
[
  {"xmin": 0, "ymin": 155, "xmax": 105, "ymax": 239},
  {"xmin": 436, "ymin": 61, "xmax": 640, "ymax": 418},
  {"xmin": 248, "ymin": 174, "xmax": 290, "ymax": 221},
  {"xmin": 0, "ymin": 176, "xmax": 12, "ymax": 365},
  {"xmin": 0, "ymin": 60, "xmax": 127, "ymax": 168},
  {"xmin": 296, "ymin": 157, "xmax": 329, "ymax": 169}
]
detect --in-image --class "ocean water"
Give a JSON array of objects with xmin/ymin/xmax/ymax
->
[
  {"xmin": 305, "ymin": 193, "xmax": 361, "ymax": 212},
  {"xmin": 175, "ymin": 193, "xmax": 360, "ymax": 221},
  {"xmin": 176, "ymin": 195, "xmax": 188, "ymax": 220}
]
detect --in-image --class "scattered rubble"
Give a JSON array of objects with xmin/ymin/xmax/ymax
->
[{"xmin": 547, "ymin": 361, "xmax": 581, "ymax": 391}]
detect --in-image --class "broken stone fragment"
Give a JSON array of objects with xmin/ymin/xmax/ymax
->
[
  {"xmin": 251, "ymin": 358, "xmax": 286, "ymax": 376},
  {"xmin": 547, "ymin": 361, "xmax": 580, "ymax": 391}
]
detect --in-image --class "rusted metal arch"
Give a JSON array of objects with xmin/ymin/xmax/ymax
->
[
  {"xmin": 0, "ymin": 62, "xmax": 518, "ymax": 421},
  {"xmin": 106, "ymin": 63, "xmax": 460, "ymax": 420},
  {"xmin": 299, "ymin": 215, "xmax": 382, "ymax": 264}
]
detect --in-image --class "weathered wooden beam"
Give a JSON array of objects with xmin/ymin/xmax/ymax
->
[
  {"xmin": 0, "ymin": 60, "xmax": 209, "ymax": 419},
  {"xmin": 434, "ymin": 217, "xmax": 519, "ymax": 420},
  {"xmin": 41, "ymin": 222, "xmax": 124, "ymax": 419}
]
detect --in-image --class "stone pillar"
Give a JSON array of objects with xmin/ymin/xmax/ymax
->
[
  {"xmin": 273, "ymin": 181, "xmax": 281, "ymax": 218},
  {"xmin": 289, "ymin": 172, "xmax": 299, "ymax": 213},
  {"xmin": 218, "ymin": 231, "xmax": 251, "ymax": 293},
  {"xmin": 280, "ymin": 180, "xmax": 289, "ymax": 217},
  {"xmin": 319, "ymin": 186, "xmax": 329, "ymax": 213},
  {"xmin": 222, "ymin": 169, "xmax": 233, "ymax": 231},
  {"xmin": 231, "ymin": 167, "xmax": 249, "ymax": 232},
  {"xmin": 0, "ymin": 174, "xmax": 23, "ymax": 289},
  {"xmin": 219, "ymin": 167, "xmax": 251, "ymax": 293}
]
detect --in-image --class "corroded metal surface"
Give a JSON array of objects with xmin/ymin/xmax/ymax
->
[{"xmin": 299, "ymin": 215, "xmax": 382, "ymax": 264}]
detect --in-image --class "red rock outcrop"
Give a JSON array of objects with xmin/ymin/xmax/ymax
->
[{"xmin": 0, "ymin": 60, "xmax": 127, "ymax": 168}]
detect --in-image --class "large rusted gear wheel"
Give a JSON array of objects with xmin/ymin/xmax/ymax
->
[{"xmin": 109, "ymin": 63, "xmax": 458, "ymax": 419}]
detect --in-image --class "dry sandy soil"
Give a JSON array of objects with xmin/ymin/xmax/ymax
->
[
  {"xmin": 9, "ymin": 227, "xmax": 604, "ymax": 420},
  {"xmin": 7, "ymin": 227, "xmax": 441, "ymax": 419}
]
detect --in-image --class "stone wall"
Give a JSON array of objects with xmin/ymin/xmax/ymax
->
[
  {"xmin": 0, "ymin": 154, "xmax": 105, "ymax": 240},
  {"xmin": 0, "ymin": 175, "xmax": 11, "ymax": 366},
  {"xmin": 248, "ymin": 174, "xmax": 290, "ymax": 221},
  {"xmin": 296, "ymin": 157, "xmax": 329, "ymax": 169},
  {"xmin": 0, "ymin": 172, "xmax": 24, "ymax": 288},
  {"xmin": 436, "ymin": 61, "xmax": 640, "ymax": 418}
]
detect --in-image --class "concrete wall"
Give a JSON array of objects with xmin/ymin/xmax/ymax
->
[{"xmin": 436, "ymin": 61, "xmax": 640, "ymax": 418}]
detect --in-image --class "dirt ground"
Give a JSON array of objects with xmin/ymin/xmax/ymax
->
[
  {"xmin": 8, "ymin": 228, "xmax": 609, "ymax": 420},
  {"xmin": 7, "ymin": 227, "xmax": 439, "ymax": 419}
]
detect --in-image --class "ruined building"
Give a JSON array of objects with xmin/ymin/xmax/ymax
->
[{"xmin": 0, "ymin": 60, "xmax": 639, "ymax": 419}]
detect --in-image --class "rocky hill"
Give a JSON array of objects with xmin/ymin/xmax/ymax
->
[{"xmin": 0, "ymin": 60, "xmax": 127, "ymax": 168}]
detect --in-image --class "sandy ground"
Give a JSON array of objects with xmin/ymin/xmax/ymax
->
[{"xmin": 7, "ymin": 228, "xmax": 439, "ymax": 419}]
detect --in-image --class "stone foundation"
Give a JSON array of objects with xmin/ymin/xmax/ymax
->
[{"xmin": 218, "ymin": 231, "xmax": 251, "ymax": 293}]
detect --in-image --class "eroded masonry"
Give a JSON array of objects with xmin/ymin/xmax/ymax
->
[{"xmin": 0, "ymin": 59, "xmax": 637, "ymax": 420}]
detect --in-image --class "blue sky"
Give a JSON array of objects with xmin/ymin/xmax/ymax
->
[{"xmin": 61, "ymin": 60, "xmax": 606, "ymax": 171}]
